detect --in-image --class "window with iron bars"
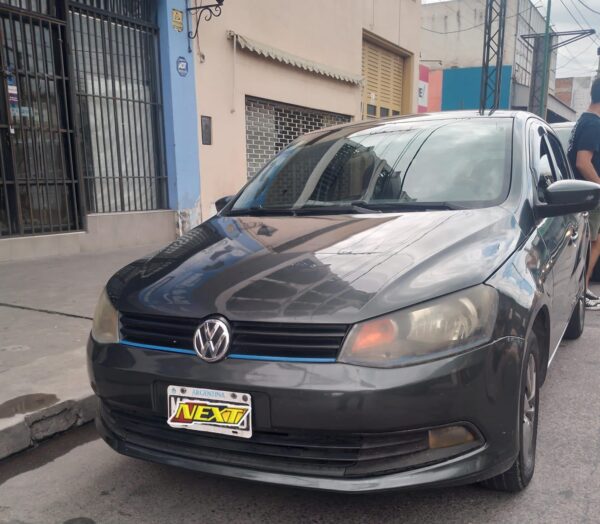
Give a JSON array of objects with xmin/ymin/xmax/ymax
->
[{"xmin": 69, "ymin": 0, "xmax": 167, "ymax": 213}]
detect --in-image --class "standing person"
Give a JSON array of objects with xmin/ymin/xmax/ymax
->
[{"xmin": 568, "ymin": 77, "xmax": 600, "ymax": 310}]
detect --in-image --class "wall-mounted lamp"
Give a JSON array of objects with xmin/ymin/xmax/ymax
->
[{"xmin": 186, "ymin": 0, "xmax": 225, "ymax": 51}]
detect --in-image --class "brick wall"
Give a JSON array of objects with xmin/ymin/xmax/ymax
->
[{"xmin": 245, "ymin": 96, "xmax": 352, "ymax": 179}]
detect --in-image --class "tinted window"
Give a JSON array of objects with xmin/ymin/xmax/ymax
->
[
  {"xmin": 231, "ymin": 119, "xmax": 513, "ymax": 213},
  {"xmin": 547, "ymin": 133, "xmax": 571, "ymax": 180},
  {"xmin": 400, "ymin": 120, "xmax": 512, "ymax": 203},
  {"xmin": 532, "ymin": 127, "xmax": 561, "ymax": 190}
]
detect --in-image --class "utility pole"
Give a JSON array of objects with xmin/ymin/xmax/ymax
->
[
  {"xmin": 539, "ymin": 0, "xmax": 552, "ymax": 118},
  {"xmin": 524, "ymin": 28, "xmax": 595, "ymax": 117},
  {"xmin": 480, "ymin": 0, "xmax": 508, "ymax": 114}
]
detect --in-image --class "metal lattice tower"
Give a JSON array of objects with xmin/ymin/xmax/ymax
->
[
  {"xmin": 522, "ymin": 29, "xmax": 595, "ymax": 118},
  {"xmin": 479, "ymin": 0, "xmax": 508, "ymax": 114}
]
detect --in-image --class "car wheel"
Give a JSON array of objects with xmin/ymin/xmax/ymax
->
[
  {"xmin": 481, "ymin": 333, "xmax": 540, "ymax": 492},
  {"xmin": 564, "ymin": 273, "xmax": 586, "ymax": 340}
]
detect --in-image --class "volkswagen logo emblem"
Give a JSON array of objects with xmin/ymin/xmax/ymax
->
[{"xmin": 193, "ymin": 317, "xmax": 231, "ymax": 362}]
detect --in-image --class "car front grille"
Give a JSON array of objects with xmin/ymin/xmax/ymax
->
[
  {"xmin": 120, "ymin": 312, "xmax": 349, "ymax": 360},
  {"xmin": 101, "ymin": 402, "xmax": 482, "ymax": 479}
]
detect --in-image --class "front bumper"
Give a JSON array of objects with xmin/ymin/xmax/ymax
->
[{"xmin": 88, "ymin": 336, "xmax": 524, "ymax": 492}]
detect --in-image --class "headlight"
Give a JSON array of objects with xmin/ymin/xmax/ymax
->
[
  {"xmin": 338, "ymin": 285, "xmax": 498, "ymax": 368},
  {"xmin": 91, "ymin": 289, "xmax": 119, "ymax": 343}
]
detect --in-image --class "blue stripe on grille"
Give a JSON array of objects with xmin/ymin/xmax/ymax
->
[
  {"xmin": 120, "ymin": 340, "xmax": 196, "ymax": 356},
  {"xmin": 120, "ymin": 340, "xmax": 335, "ymax": 363}
]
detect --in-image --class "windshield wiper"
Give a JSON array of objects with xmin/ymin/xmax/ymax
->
[
  {"xmin": 226, "ymin": 201, "xmax": 466, "ymax": 217},
  {"xmin": 350, "ymin": 201, "xmax": 467, "ymax": 212},
  {"xmin": 294, "ymin": 203, "xmax": 380, "ymax": 215},
  {"xmin": 226, "ymin": 206, "xmax": 297, "ymax": 216}
]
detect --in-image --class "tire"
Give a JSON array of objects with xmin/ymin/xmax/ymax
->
[
  {"xmin": 481, "ymin": 333, "xmax": 540, "ymax": 492},
  {"xmin": 564, "ymin": 276, "xmax": 586, "ymax": 340}
]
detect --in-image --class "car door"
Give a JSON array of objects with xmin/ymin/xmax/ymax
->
[
  {"xmin": 546, "ymin": 131, "xmax": 586, "ymax": 318},
  {"xmin": 529, "ymin": 123, "xmax": 573, "ymax": 342}
]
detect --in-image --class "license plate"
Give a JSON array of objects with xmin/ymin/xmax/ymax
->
[{"xmin": 167, "ymin": 385, "xmax": 252, "ymax": 438}]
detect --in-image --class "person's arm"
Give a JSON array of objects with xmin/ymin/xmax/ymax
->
[{"xmin": 575, "ymin": 150, "xmax": 600, "ymax": 185}]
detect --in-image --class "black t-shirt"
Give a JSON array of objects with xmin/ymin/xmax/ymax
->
[{"xmin": 568, "ymin": 112, "xmax": 600, "ymax": 181}]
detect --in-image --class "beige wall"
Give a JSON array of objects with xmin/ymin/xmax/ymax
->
[
  {"xmin": 0, "ymin": 211, "xmax": 176, "ymax": 263},
  {"xmin": 194, "ymin": 0, "xmax": 421, "ymax": 219}
]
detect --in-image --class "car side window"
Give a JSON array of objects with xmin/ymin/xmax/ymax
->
[
  {"xmin": 547, "ymin": 133, "xmax": 572, "ymax": 180},
  {"xmin": 531, "ymin": 126, "xmax": 560, "ymax": 192}
]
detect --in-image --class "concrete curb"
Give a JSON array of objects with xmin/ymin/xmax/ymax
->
[{"xmin": 0, "ymin": 394, "xmax": 97, "ymax": 460}]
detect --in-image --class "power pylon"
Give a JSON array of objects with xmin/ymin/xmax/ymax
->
[
  {"xmin": 522, "ymin": 29, "xmax": 595, "ymax": 118},
  {"xmin": 480, "ymin": 0, "xmax": 507, "ymax": 114}
]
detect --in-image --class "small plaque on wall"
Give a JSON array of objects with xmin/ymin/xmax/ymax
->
[
  {"xmin": 172, "ymin": 9, "xmax": 184, "ymax": 32},
  {"xmin": 201, "ymin": 116, "xmax": 212, "ymax": 145}
]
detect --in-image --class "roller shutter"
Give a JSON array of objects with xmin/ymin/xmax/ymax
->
[{"xmin": 362, "ymin": 40, "xmax": 405, "ymax": 119}]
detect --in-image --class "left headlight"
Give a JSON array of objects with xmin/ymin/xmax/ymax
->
[
  {"xmin": 91, "ymin": 289, "xmax": 119, "ymax": 343},
  {"xmin": 338, "ymin": 285, "xmax": 499, "ymax": 368}
]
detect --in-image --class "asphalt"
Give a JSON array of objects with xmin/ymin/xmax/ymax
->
[
  {"xmin": 0, "ymin": 288, "xmax": 599, "ymax": 524},
  {"xmin": 0, "ymin": 244, "xmax": 166, "ymax": 459}
]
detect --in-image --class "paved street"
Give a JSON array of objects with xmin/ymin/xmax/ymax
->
[{"xmin": 1, "ymin": 293, "xmax": 600, "ymax": 524}]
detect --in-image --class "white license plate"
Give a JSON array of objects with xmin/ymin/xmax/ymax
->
[{"xmin": 167, "ymin": 385, "xmax": 252, "ymax": 438}]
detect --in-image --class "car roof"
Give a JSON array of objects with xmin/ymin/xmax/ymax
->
[
  {"xmin": 551, "ymin": 121, "xmax": 575, "ymax": 129},
  {"xmin": 306, "ymin": 110, "xmax": 540, "ymax": 137}
]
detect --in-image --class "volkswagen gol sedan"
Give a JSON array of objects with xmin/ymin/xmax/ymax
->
[{"xmin": 88, "ymin": 112, "xmax": 600, "ymax": 493}]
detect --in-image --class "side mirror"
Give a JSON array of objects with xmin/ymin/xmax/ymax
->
[
  {"xmin": 215, "ymin": 195, "xmax": 234, "ymax": 213},
  {"xmin": 535, "ymin": 180, "xmax": 600, "ymax": 218}
]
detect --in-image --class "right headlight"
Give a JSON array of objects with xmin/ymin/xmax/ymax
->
[
  {"xmin": 338, "ymin": 285, "xmax": 499, "ymax": 368},
  {"xmin": 91, "ymin": 289, "xmax": 119, "ymax": 344}
]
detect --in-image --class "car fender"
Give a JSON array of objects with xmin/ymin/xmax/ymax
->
[{"xmin": 486, "ymin": 226, "xmax": 555, "ymax": 383}]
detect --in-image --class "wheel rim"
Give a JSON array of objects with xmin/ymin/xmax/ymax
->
[{"xmin": 522, "ymin": 353, "xmax": 537, "ymax": 470}]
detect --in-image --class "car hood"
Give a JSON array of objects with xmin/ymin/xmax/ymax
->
[{"xmin": 108, "ymin": 208, "xmax": 523, "ymax": 324}]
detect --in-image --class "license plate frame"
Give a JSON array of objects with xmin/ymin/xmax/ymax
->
[{"xmin": 167, "ymin": 385, "xmax": 252, "ymax": 439}]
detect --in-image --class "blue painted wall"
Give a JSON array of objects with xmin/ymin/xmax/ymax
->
[
  {"xmin": 157, "ymin": 0, "xmax": 201, "ymax": 228},
  {"xmin": 442, "ymin": 66, "xmax": 512, "ymax": 111}
]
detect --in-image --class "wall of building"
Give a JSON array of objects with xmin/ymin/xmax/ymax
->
[
  {"xmin": 428, "ymin": 70, "xmax": 444, "ymax": 111},
  {"xmin": 0, "ymin": 0, "xmax": 190, "ymax": 261},
  {"xmin": 158, "ymin": 0, "xmax": 202, "ymax": 234},
  {"xmin": 559, "ymin": 76, "xmax": 594, "ymax": 119},
  {"xmin": 555, "ymin": 77, "xmax": 574, "ymax": 107},
  {"xmin": 194, "ymin": 0, "xmax": 421, "ymax": 219},
  {"xmin": 441, "ymin": 66, "xmax": 512, "ymax": 110},
  {"xmin": 0, "ymin": 211, "xmax": 176, "ymax": 263},
  {"xmin": 421, "ymin": 0, "xmax": 556, "ymax": 93},
  {"xmin": 571, "ymin": 77, "xmax": 593, "ymax": 117},
  {"xmin": 421, "ymin": 0, "xmax": 485, "ymax": 69}
]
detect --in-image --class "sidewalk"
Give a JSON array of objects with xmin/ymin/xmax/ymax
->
[{"xmin": 0, "ymin": 243, "xmax": 166, "ymax": 459}]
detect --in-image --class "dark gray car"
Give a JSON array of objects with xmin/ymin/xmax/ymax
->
[{"xmin": 88, "ymin": 111, "xmax": 600, "ymax": 493}]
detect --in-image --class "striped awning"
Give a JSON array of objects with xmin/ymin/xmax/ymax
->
[{"xmin": 227, "ymin": 30, "xmax": 362, "ymax": 85}]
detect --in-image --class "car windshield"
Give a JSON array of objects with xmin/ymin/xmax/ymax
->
[{"xmin": 229, "ymin": 118, "xmax": 513, "ymax": 215}]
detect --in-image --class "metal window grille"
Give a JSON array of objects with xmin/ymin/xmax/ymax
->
[
  {"xmin": 70, "ymin": 1, "xmax": 154, "ymax": 23},
  {"xmin": 0, "ymin": 1, "xmax": 82, "ymax": 236},
  {"xmin": 0, "ymin": 1, "xmax": 61, "ymax": 17},
  {"xmin": 245, "ymin": 96, "xmax": 352, "ymax": 180},
  {"xmin": 68, "ymin": 0, "xmax": 166, "ymax": 213}
]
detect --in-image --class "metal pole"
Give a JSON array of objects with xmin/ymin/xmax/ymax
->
[{"xmin": 540, "ymin": 0, "xmax": 552, "ymax": 119}]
